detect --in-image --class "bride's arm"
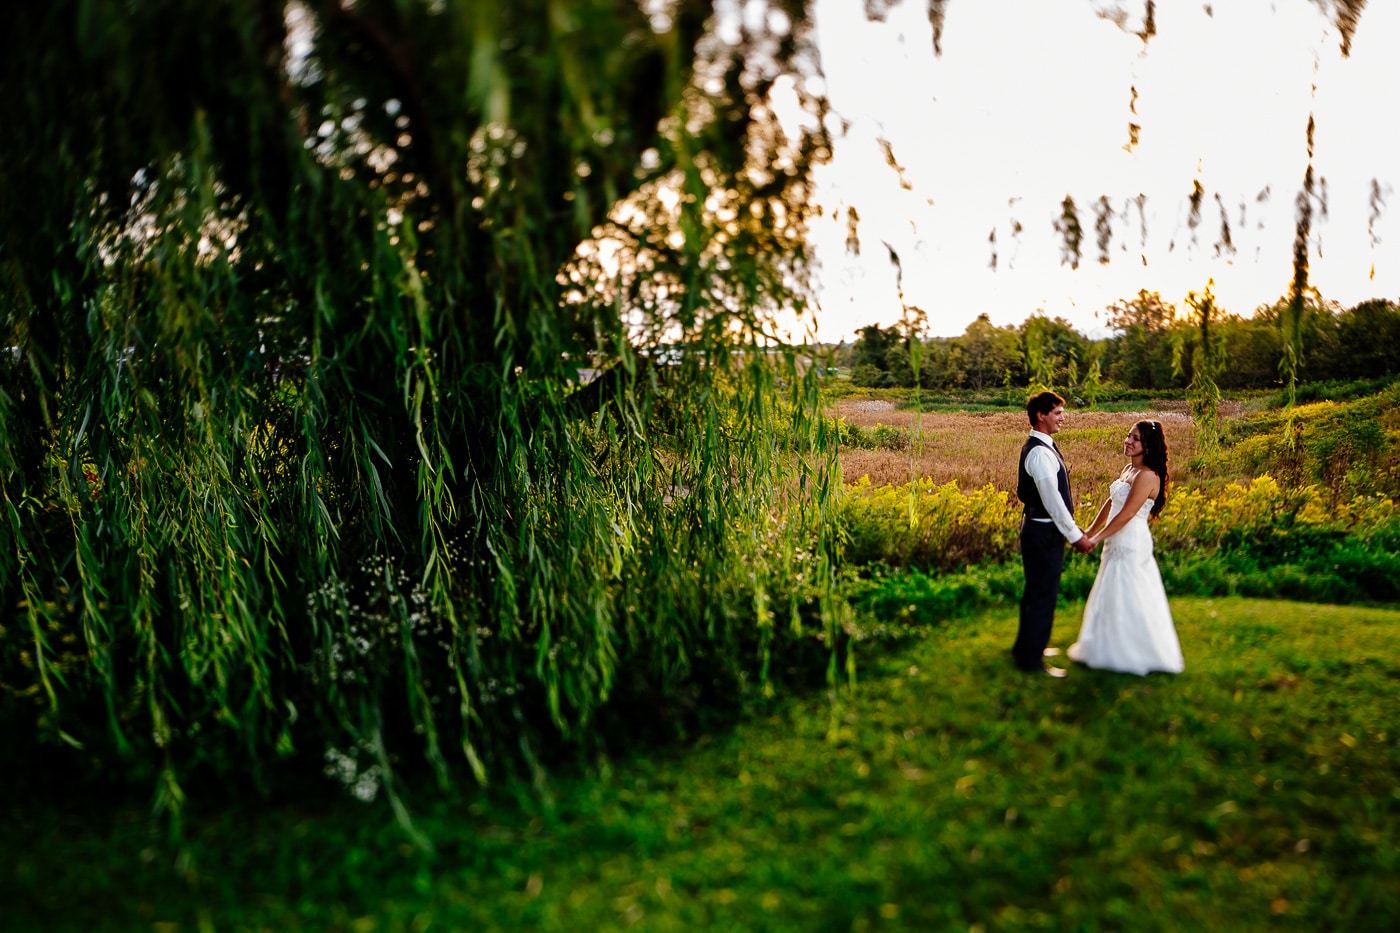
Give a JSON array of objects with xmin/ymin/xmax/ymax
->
[
  {"xmin": 1091, "ymin": 472, "xmax": 1159, "ymax": 542},
  {"xmin": 1083, "ymin": 497, "xmax": 1113, "ymax": 536}
]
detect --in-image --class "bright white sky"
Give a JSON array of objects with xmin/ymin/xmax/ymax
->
[{"xmin": 797, "ymin": 0, "xmax": 1400, "ymax": 341}]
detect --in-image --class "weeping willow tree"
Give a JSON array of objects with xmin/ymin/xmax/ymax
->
[{"xmin": 0, "ymin": 0, "xmax": 842, "ymax": 810}]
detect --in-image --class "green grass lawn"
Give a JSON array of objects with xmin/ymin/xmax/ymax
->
[{"xmin": 5, "ymin": 597, "xmax": 1399, "ymax": 932}]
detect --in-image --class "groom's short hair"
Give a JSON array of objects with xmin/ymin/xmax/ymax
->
[{"xmin": 1026, "ymin": 390, "xmax": 1065, "ymax": 426}]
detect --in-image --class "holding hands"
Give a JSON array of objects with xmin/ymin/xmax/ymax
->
[{"xmin": 1075, "ymin": 453, "xmax": 1161, "ymax": 557}]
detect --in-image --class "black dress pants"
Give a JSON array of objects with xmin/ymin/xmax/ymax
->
[{"xmin": 1013, "ymin": 518, "xmax": 1066, "ymax": 670}]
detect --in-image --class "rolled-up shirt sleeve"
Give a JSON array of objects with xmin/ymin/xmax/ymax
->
[{"xmin": 1025, "ymin": 446, "xmax": 1084, "ymax": 544}]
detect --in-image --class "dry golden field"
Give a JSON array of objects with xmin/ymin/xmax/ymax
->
[{"xmin": 832, "ymin": 397, "xmax": 1202, "ymax": 519}]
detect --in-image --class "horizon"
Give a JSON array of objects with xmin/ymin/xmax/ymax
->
[
  {"xmin": 794, "ymin": 0, "xmax": 1400, "ymax": 344},
  {"xmin": 792, "ymin": 290, "xmax": 1391, "ymax": 351}
]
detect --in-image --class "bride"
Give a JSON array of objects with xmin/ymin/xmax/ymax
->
[{"xmin": 1067, "ymin": 419, "xmax": 1184, "ymax": 676}]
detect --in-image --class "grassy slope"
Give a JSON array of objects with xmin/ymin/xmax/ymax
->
[{"xmin": 5, "ymin": 598, "xmax": 1398, "ymax": 932}]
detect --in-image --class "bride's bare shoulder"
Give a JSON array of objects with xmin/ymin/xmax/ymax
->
[{"xmin": 1129, "ymin": 468, "xmax": 1161, "ymax": 498}]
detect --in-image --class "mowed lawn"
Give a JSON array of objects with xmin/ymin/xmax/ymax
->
[{"xmin": 6, "ymin": 598, "xmax": 1398, "ymax": 932}]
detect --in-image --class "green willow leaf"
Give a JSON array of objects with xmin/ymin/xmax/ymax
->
[{"xmin": 0, "ymin": 0, "xmax": 841, "ymax": 820}]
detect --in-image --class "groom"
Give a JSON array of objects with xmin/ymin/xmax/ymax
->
[{"xmin": 1013, "ymin": 391, "xmax": 1092, "ymax": 676}]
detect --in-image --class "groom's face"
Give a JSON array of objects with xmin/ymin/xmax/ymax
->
[{"xmin": 1034, "ymin": 404, "xmax": 1066, "ymax": 436}]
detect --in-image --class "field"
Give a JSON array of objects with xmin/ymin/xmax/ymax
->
[
  {"xmin": 6, "ymin": 597, "xmax": 1398, "ymax": 931},
  {"xmin": 831, "ymin": 397, "xmax": 1203, "ymax": 501}
]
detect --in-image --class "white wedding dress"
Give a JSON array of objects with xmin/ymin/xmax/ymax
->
[{"xmin": 1067, "ymin": 479, "xmax": 1184, "ymax": 675}]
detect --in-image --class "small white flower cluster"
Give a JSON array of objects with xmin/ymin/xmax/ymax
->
[
  {"xmin": 323, "ymin": 743, "xmax": 381, "ymax": 803},
  {"xmin": 306, "ymin": 553, "xmax": 454, "ymax": 685},
  {"xmin": 477, "ymin": 675, "xmax": 523, "ymax": 707}
]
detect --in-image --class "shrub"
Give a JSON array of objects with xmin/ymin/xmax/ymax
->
[
  {"xmin": 842, "ymin": 562, "xmax": 1023, "ymax": 634},
  {"xmin": 841, "ymin": 478, "xmax": 1020, "ymax": 571},
  {"xmin": 1216, "ymin": 387, "xmax": 1400, "ymax": 499},
  {"xmin": 839, "ymin": 421, "xmax": 912, "ymax": 451},
  {"xmin": 850, "ymin": 363, "xmax": 888, "ymax": 388},
  {"xmin": 840, "ymin": 472, "xmax": 1400, "ymax": 606},
  {"xmin": 1267, "ymin": 376, "xmax": 1395, "ymax": 407}
]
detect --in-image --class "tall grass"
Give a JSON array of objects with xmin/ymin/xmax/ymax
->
[{"xmin": 832, "ymin": 401, "xmax": 1199, "ymax": 503}]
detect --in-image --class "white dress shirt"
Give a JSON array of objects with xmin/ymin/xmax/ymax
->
[{"xmin": 1025, "ymin": 430, "xmax": 1084, "ymax": 544}]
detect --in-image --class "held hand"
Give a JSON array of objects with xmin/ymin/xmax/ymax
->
[{"xmin": 1074, "ymin": 535, "xmax": 1096, "ymax": 554}]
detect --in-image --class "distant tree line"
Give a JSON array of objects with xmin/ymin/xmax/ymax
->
[{"xmin": 839, "ymin": 292, "xmax": 1400, "ymax": 393}]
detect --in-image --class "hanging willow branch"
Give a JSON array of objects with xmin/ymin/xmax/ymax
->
[
  {"xmin": 1175, "ymin": 279, "xmax": 1226, "ymax": 455},
  {"xmin": 0, "ymin": 0, "xmax": 840, "ymax": 814}
]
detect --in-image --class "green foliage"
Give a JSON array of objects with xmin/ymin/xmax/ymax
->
[
  {"xmin": 1159, "ymin": 535, "xmax": 1400, "ymax": 604},
  {"xmin": 837, "ymin": 421, "xmax": 911, "ymax": 451},
  {"xmin": 838, "ymin": 383, "xmax": 1400, "ymax": 608},
  {"xmin": 1266, "ymin": 374, "xmax": 1395, "ymax": 407},
  {"xmin": 1281, "ymin": 289, "xmax": 1310, "ymax": 420},
  {"xmin": 840, "ymin": 478, "xmax": 1020, "ymax": 572},
  {"xmin": 884, "ymin": 342, "xmax": 917, "ymax": 388},
  {"xmin": 1152, "ymin": 478, "xmax": 1400, "ymax": 603},
  {"xmin": 1175, "ymin": 280, "xmax": 1227, "ymax": 454},
  {"xmin": 1328, "ymin": 299, "xmax": 1400, "ymax": 379},
  {"xmin": 847, "ymin": 293, "xmax": 1400, "ymax": 401},
  {"xmin": 1079, "ymin": 346, "xmax": 1104, "ymax": 409},
  {"xmin": 0, "ymin": 0, "xmax": 842, "ymax": 812},
  {"xmin": 844, "ymin": 321, "xmax": 928, "ymax": 390},
  {"xmin": 849, "ymin": 362, "xmax": 888, "ymax": 388},
  {"xmin": 1021, "ymin": 313, "xmax": 1087, "ymax": 395},
  {"xmin": 932, "ymin": 313, "xmax": 1025, "ymax": 391},
  {"xmin": 851, "ymin": 324, "xmax": 898, "ymax": 372},
  {"xmin": 1024, "ymin": 327, "xmax": 1054, "ymax": 393},
  {"xmin": 839, "ymin": 470, "xmax": 1400, "ymax": 605},
  {"xmin": 902, "ymin": 385, "xmax": 1173, "ymax": 413},
  {"xmin": 817, "ymin": 381, "xmax": 907, "ymax": 402},
  {"xmin": 846, "ymin": 314, "xmax": 1031, "ymax": 393},
  {"xmin": 1103, "ymin": 290, "xmax": 1177, "ymax": 388},
  {"xmin": 843, "ymin": 562, "xmax": 1022, "ymax": 632},
  {"xmin": 1219, "ymin": 386, "xmax": 1400, "ymax": 499}
]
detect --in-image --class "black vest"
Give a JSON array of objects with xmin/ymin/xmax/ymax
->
[{"xmin": 1017, "ymin": 436, "xmax": 1072, "ymax": 519}]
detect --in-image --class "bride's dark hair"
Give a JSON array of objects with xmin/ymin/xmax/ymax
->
[{"xmin": 1136, "ymin": 419, "xmax": 1169, "ymax": 520}]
